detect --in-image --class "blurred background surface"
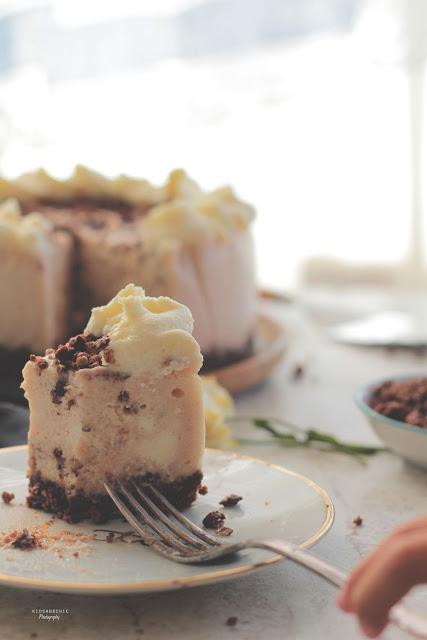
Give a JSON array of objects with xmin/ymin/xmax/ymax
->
[{"xmin": 1, "ymin": 0, "xmax": 427, "ymax": 303}]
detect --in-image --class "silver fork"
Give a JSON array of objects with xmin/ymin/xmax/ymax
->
[{"xmin": 104, "ymin": 480, "xmax": 427, "ymax": 639}]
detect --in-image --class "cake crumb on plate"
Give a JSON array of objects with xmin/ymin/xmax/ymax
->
[
  {"xmin": 219, "ymin": 493, "xmax": 242, "ymax": 507},
  {"xmin": 202, "ymin": 511, "xmax": 226, "ymax": 529}
]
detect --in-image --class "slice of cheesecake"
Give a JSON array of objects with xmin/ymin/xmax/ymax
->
[{"xmin": 22, "ymin": 284, "xmax": 205, "ymax": 523}]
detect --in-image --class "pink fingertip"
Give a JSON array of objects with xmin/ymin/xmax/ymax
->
[
  {"xmin": 337, "ymin": 584, "xmax": 351, "ymax": 611},
  {"xmin": 360, "ymin": 620, "xmax": 382, "ymax": 638}
]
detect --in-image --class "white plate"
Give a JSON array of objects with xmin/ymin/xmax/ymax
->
[{"xmin": 0, "ymin": 446, "xmax": 333, "ymax": 595}]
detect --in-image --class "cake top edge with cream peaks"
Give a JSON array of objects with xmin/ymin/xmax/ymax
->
[
  {"xmin": 0, "ymin": 197, "xmax": 53, "ymax": 253},
  {"xmin": 0, "ymin": 166, "xmax": 255, "ymax": 241}
]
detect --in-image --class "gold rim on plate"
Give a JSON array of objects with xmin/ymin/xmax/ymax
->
[{"xmin": 0, "ymin": 446, "xmax": 334, "ymax": 594}]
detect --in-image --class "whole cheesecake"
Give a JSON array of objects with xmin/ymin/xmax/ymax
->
[
  {"xmin": 22, "ymin": 284, "xmax": 205, "ymax": 523},
  {"xmin": 0, "ymin": 166, "xmax": 256, "ymax": 376}
]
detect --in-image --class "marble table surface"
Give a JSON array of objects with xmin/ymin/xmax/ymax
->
[{"xmin": 1, "ymin": 302, "xmax": 427, "ymax": 640}]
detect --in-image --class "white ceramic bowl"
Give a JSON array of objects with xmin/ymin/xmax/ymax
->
[{"xmin": 355, "ymin": 376, "xmax": 427, "ymax": 469}]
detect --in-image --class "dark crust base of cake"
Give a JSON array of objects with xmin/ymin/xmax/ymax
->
[
  {"xmin": 27, "ymin": 470, "xmax": 203, "ymax": 524},
  {"xmin": 201, "ymin": 337, "xmax": 254, "ymax": 373}
]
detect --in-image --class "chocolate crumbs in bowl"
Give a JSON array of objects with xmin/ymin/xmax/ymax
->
[
  {"xmin": 369, "ymin": 378, "xmax": 427, "ymax": 428},
  {"xmin": 51, "ymin": 333, "xmax": 111, "ymax": 372}
]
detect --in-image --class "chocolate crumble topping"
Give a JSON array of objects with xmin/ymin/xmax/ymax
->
[
  {"xmin": 53, "ymin": 333, "xmax": 110, "ymax": 372},
  {"xmin": 219, "ymin": 494, "xmax": 242, "ymax": 507},
  {"xmin": 202, "ymin": 511, "xmax": 226, "ymax": 529},
  {"xmin": 11, "ymin": 528, "xmax": 38, "ymax": 550},
  {"xmin": 75, "ymin": 353, "xmax": 89, "ymax": 368},
  {"xmin": 30, "ymin": 354, "xmax": 48, "ymax": 371},
  {"xmin": 1, "ymin": 491, "xmax": 15, "ymax": 504}
]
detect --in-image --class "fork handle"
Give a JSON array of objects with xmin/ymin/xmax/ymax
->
[{"xmin": 259, "ymin": 539, "xmax": 427, "ymax": 639}]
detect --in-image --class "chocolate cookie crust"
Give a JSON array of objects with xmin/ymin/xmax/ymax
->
[{"xmin": 27, "ymin": 470, "xmax": 203, "ymax": 524}]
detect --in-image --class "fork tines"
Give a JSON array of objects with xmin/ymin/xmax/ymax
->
[{"xmin": 104, "ymin": 479, "xmax": 221, "ymax": 558}]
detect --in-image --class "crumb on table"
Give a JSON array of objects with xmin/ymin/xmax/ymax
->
[
  {"xmin": 292, "ymin": 364, "xmax": 305, "ymax": 380},
  {"xmin": 1, "ymin": 491, "xmax": 15, "ymax": 505},
  {"xmin": 226, "ymin": 616, "xmax": 238, "ymax": 627},
  {"xmin": 352, "ymin": 515, "xmax": 363, "ymax": 527}
]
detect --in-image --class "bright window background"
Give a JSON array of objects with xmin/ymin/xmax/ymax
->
[{"xmin": 0, "ymin": 0, "xmax": 426, "ymax": 291}]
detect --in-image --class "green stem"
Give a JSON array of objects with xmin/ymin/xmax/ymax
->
[{"xmin": 228, "ymin": 416, "xmax": 385, "ymax": 458}]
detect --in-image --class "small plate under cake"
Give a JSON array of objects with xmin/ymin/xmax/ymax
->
[
  {"xmin": 0, "ymin": 446, "xmax": 333, "ymax": 595},
  {"xmin": 213, "ymin": 313, "xmax": 287, "ymax": 395}
]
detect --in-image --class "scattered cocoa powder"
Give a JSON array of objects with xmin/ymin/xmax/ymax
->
[{"xmin": 30, "ymin": 354, "xmax": 48, "ymax": 371}]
